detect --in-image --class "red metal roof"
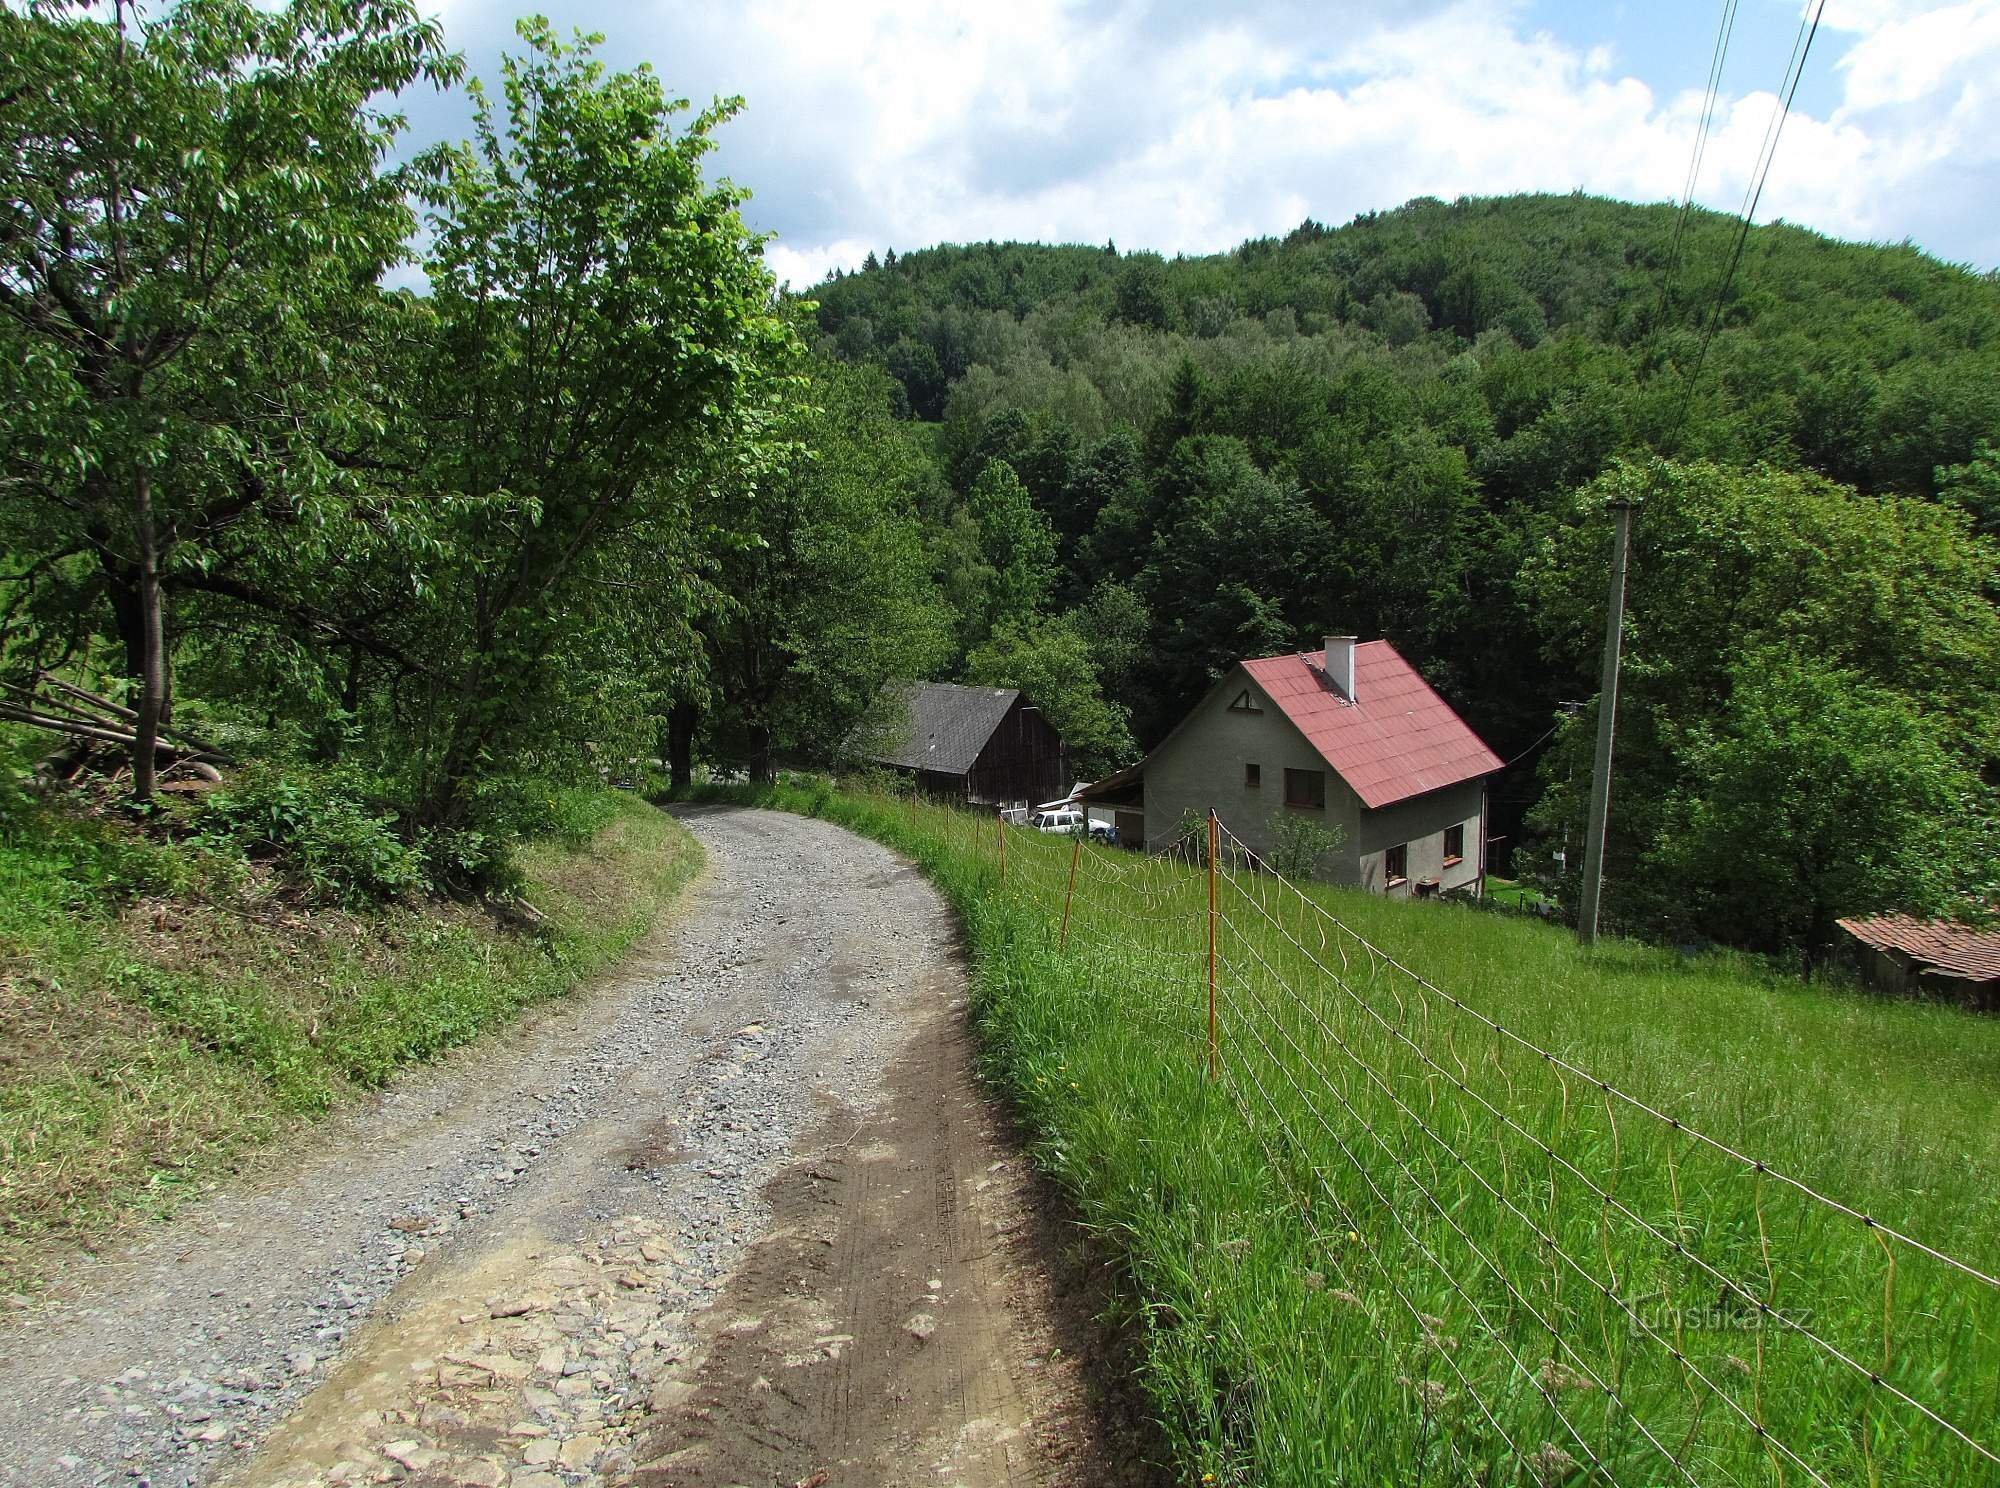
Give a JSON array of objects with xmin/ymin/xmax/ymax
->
[
  {"xmin": 1836, "ymin": 914, "xmax": 2000, "ymax": 983},
  {"xmin": 1241, "ymin": 642, "xmax": 1503, "ymax": 810}
]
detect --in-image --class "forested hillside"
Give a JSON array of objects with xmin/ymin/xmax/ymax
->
[{"xmin": 808, "ymin": 196, "xmax": 2000, "ymax": 957}]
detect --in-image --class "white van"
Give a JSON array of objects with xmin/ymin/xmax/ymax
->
[{"xmin": 1030, "ymin": 808, "xmax": 1085, "ymax": 835}]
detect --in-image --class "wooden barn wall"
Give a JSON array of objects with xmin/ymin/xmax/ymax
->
[{"xmin": 966, "ymin": 700, "xmax": 1068, "ymax": 806}]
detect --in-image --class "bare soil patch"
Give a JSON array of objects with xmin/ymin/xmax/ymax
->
[{"xmin": 632, "ymin": 987, "xmax": 1166, "ymax": 1488}]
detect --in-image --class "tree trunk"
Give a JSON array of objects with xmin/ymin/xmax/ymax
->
[
  {"xmin": 747, "ymin": 722, "xmax": 774, "ymax": 785},
  {"xmin": 104, "ymin": 559, "xmax": 146, "ymax": 683},
  {"xmin": 131, "ymin": 470, "xmax": 166, "ymax": 804},
  {"xmin": 667, "ymin": 700, "xmax": 698, "ymax": 792},
  {"xmin": 317, "ymin": 644, "xmax": 364, "ymax": 763}
]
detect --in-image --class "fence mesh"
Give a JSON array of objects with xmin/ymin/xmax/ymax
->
[{"xmin": 937, "ymin": 795, "xmax": 2000, "ymax": 1487}]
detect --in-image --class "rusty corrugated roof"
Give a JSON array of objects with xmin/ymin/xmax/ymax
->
[
  {"xmin": 1241, "ymin": 642, "xmax": 1503, "ymax": 809},
  {"xmin": 1836, "ymin": 914, "xmax": 2000, "ymax": 983}
]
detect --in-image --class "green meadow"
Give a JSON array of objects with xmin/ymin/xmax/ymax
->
[{"xmin": 705, "ymin": 782, "xmax": 2000, "ymax": 1487}]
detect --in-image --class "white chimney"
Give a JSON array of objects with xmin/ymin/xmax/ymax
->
[{"xmin": 1324, "ymin": 635, "xmax": 1357, "ymax": 702}]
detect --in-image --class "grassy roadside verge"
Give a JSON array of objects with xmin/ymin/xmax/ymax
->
[
  {"xmin": 0, "ymin": 791, "xmax": 698, "ymax": 1287},
  {"xmin": 689, "ymin": 780, "xmax": 2000, "ymax": 1487}
]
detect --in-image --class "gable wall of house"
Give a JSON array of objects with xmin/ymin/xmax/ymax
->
[
  {"xmin": 1141, "ymin": 671, "xmax": 1364, "ymax": 881},
  {"xmin": 1138, "ymin": 668, "xmax": 1488, "ymax": 895}
]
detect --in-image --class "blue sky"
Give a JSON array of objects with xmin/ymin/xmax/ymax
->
[{"xmin": 403, "ymin": 1, "xmax": 2000, "ymax": 286}]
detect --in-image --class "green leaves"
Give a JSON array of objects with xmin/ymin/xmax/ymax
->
[
  {"xmin": 371, "ymin": 20, "xmax": 795, "ymax": 821},
  {"xmin": 1655, "ymin": 650, "xmax": 1976, "ymax": 972},
  {"xmin": 1525, "ymin": 457, "xmax": 2000, "ymax": 954}
]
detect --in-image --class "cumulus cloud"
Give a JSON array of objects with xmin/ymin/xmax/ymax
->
[{"xmin": 413, "ymin": 0, "xmax": 2000, "ymax": 284}]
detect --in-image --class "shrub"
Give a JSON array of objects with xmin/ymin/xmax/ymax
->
[
  {"xmin": 414, "ymin": 823, "xmax": 519, "ymax": 898},
  {"xmin": 470, "ymin": 775, "xmax": 620, "ymax": 850},
  {"xmin": 197, "ymin": 766, "xmax": 422, "ymax": 907},
  {"xmin": 1266, "ymin": 808, "xmax": 1344, "ymax": 880}
]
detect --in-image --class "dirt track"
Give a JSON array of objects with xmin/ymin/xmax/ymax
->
[{"xmin": 0, "ymin": 804, "xmax": 1157, "ymax": 1488}]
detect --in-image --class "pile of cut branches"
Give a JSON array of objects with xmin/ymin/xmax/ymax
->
[{"xmin": 3, "ymin": 674, "xmax": 230, "ymax": 792}]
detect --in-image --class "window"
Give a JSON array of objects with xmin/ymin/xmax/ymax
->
[
  {"xmin": 1443, "ymin": 823, "xmax": 1464, "ymax": 866},
  {"xmin": 1227, "ymin": 689, "xmax": 1263, "ymax": 714},
  {"xmin": 1245, "ymin": 762, "xmax": 1261, "ymax": 788},
  {"xmin": 1385, "ymin": 843, "xmax": 1408, "ymax": 885},
  {"xmin": 1283, "ymin": 768, "xmax": 1325, "ymax": 809}
]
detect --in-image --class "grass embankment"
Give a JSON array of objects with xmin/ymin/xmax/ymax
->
[
  {"xmin": 694, "ymin": 781, "xmax": 2000, "ymax": 1488},
  {"xmin": 0, "ymin": 789, "xmax": 697, "ymax": 1286}
]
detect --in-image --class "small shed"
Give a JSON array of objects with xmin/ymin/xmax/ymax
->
[
  {"xmin": 856, "ymin": 681, "xmax": 1068, "ymax": 808},
  {"xmin": 1836, "ymin": 914, "xmax": 2000, "ymax": 1009}
]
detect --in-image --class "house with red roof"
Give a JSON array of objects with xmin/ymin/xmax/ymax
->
[{"xmin": 1082, "ymin": 637, "xmax": 1503, "ymax": 894}]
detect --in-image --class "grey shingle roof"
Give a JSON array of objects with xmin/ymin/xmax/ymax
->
[{"xmin": 861, "ymin": 680, "xmax": 1019, "ymax": 776}]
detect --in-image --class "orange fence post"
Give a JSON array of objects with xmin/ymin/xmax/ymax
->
[
  {"xmin": 1059, "ymin": 831, "xmax": 1082, "ymax": 951},
  {"xmin": 1206, "ymin": 808, "xmax": 1220, "ymax": 1081}
]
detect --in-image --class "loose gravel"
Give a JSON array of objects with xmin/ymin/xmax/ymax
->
[{"xmin": 0, "ymin": 804, "xmax": 960, "ymax": 1488}]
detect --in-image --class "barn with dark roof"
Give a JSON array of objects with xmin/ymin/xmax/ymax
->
[
  {"xmin": 1083, "ymin": 637, "xmax": 1502, "ymax": 894},
  {"xmin": 856, "ymin": 680, "xmax": 1069, "ymax": 808}
]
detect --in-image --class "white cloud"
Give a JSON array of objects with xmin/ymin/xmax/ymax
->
[{"xmin": 418, "ymin": 0, "xmax": 2000, "ymax": 284}]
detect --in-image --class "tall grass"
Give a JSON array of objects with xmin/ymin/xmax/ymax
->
[{"xmin": 704, "ymin": 782, "xmax": 2000, "ymax": 1488}]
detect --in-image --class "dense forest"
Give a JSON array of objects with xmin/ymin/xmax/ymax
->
[
  {"xmin": 2, "ymin": 0, "xmax": 1995, "ymax": 970},
  {"xmin": 807, "ymin": 196, "xmax": 2000, "ymax": 962}
]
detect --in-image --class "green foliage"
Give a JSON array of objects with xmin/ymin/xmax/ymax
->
[
  {"xmin": 0, "ymin": 0, "xmax": 459, "ymax": 795},
  {"xmin": 197, "ymin": 765, "xmax": 422, "ymax": 908},
  {"xmin": 1654, "ymin": 651, "xmax": 1976, "ymax": 974},
  {"xmin": 405, "ymin": 18, "xmax": 793, "ymax": 823},
  {"xmin": 1524, "ymin": 458, "xmax": 2000, "ymax": 949},
  {"xmin": 961, "ymin": 458, "xmax": 1059, "ymax": 644},
  {"xmin": 1265, "ymin": 807, "xmax": 1344, "ymax": 880},
  {"xmin": 1938, "ymin": 440, "xmax": 2000, "ymax": 537},
  {"xmin": 0, "ymin": 805, "xmax": 185, "ymax": 912},
  {"xmin": 965, "ymin": 618, "xmax": 1133, "ymax": 779},
  {"xmin": 695, "ymin": 353, "xmax": 954, "ymax": 780},
  {"xmin": 471, "ymin": 776, "xmax": 621, "ymax": 851}
]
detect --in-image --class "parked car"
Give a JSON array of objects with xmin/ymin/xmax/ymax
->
[
  {"xmin": 1087, "ymin": 820, "xmax": 1119, "ymax": 846},
  {"xmin": 1030, "ymin": 808, "xmax": 1085, "ymax": 834}
]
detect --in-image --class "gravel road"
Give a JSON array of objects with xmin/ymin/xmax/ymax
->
[{"xmin": 0, "ymin": 804, "xmax": 1127, "ymax": 1488}]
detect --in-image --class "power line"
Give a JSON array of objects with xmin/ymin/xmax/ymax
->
[
  {"xmin": 1656, "ymin": 0, "xmax": 1742, "ymax": 324},
  {"xmin": 1669, "ymin": 0, "xmax": 1829, "ymax": 444}
]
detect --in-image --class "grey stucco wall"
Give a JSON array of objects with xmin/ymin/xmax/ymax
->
[
  {"xmin": 1142, "ymin": 671, "xmax": 1363, "ymax": 880},
  {"xmin": 1353, "ymin": 776, "xmax": 1485, "ymax": 897},
  {"xmin": 1141, "ymin": 668, "xmax": 1485, "ymax": 895}
]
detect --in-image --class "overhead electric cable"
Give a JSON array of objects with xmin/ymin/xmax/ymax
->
[
  {"xmin": 1657, "ymin": 0, "xmax": 1742, "ymax": 322},
  {"xmin": 1669, "ymin": 0, "xmax": 1828, "ymax": 443}
]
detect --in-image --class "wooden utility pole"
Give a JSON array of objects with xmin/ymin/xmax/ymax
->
[{"xmin": 1578, "ymin": 497, "xmax": 1638, "ymax": 946}]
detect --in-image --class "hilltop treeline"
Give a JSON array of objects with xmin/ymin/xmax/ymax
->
[{"xmin": 811, "ymin": 196, "xmax": 2000, "ymax": 958}]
